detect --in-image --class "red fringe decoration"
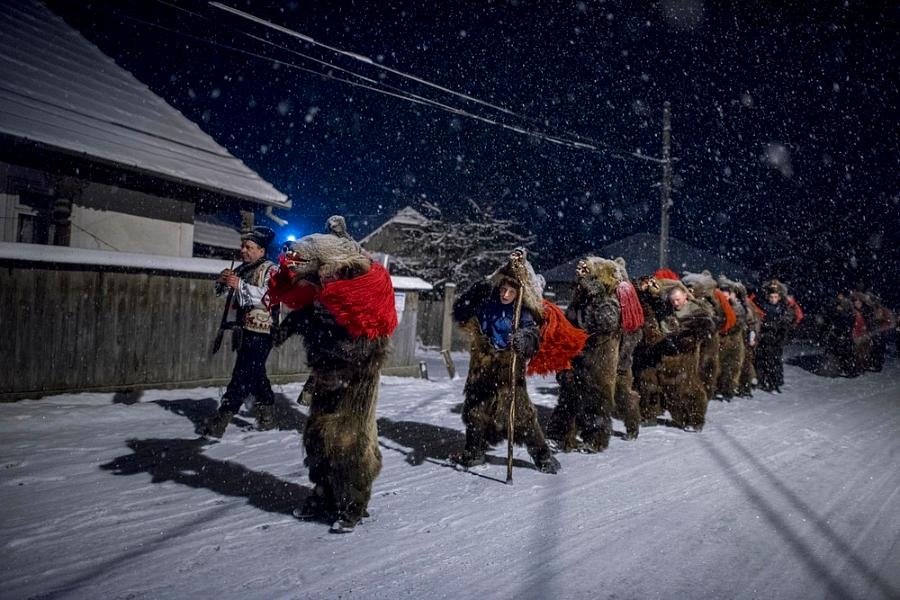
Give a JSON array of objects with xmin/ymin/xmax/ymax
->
[
  {"xmin": 616, "ymin": 281, "xmax": 645, "ymax": 333},
  {"xmin": 714, "ymin": 289, "xmax": 737, "ymax": 333},
  {"xmin": 319, "ymin": 263, "xmax": 398, "ymax": 339},
  {"xmin": 747, "ymin": 295, "xmax": 765, "ymax": 319},
  {"xmin": 654, "ymin": 268, "xmax": 680, "ymax": 281},
  {"xmin": 527, "ymin": 300, "xmax": 589, "ymax": 376},
  {"xmin": 787, "ymin": 296, "xmax": 804, "ymax": 325},
  {"xmin": 265, "ymin": 258, "xmax": 397, "ymax": 339},
  {"xmin": 852, "ymin": 310, "xmax": 867, "ymax": 339},
  {"xmin": 265, "ymin": 254, "xmax": 321, "ymax": 310}
]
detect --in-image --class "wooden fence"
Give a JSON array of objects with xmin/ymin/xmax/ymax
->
[{"xmin": 1, "ymin": 251, "xmax": 423, "ymax": 400}]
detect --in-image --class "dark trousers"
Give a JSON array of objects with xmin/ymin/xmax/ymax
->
[
  {"xmin": 221, "ymin": 331, "xmax": 274, "ymax": 413},
  {"xmin": 755, "ymin": 338, "xmax": 784, "ymax": 390}
]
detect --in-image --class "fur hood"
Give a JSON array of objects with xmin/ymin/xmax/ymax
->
[
  {"xmin": 682, "ymin": 270, "xmax": 717, "ymax": 298},
  {"xmin": 285, "ymin": 216, "xmax": 371, "ymax": 284},
  {"xmin": 488, "ymin": 248, "xmax": 545, "ymax": 320}
]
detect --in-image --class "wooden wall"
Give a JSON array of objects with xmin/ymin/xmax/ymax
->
[
  {"xmin": 1, "ymin": 262, "xmax": 422, "ymax": 400},
  {"xmin": 415, "ymin": 297, "xmax": 468, "ymax": 351}
]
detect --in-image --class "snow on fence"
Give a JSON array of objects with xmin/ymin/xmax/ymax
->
[{"xmin": 1, "ymin": 243, "xmax": 427, "ymax": 400}]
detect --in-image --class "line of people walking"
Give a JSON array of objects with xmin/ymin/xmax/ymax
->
[
  {"xmin": 450, "ymin": 251, "xmax": 809, "ymax": 464},
  {"xmin": 196, "ymin": 224, "xmax": 892, "ymax": 531}
]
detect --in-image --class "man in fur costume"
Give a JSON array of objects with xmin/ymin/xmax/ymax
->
[
  {"xmin": 657, "ymin": 282, "xmax": 716, "ymax": 431},
  {"xmin": 268, "ymin": 216, "xmax": 397, "ymax": 532},
  {"xmin": 735, "ymin": 281, "xmax": 761, "ymax": 397},
  {"xmin": 715, "ymin": 275, "xmax": 747, "ymax": 401},
  {"xmin": 451, "ymin": 249, "xmax": 560, "ymax": 474},
  {"xmin": 632, "ymin": 275, "xmax": 668, "ymax": 425},
  {"xmin": 611, "ymin": 259, "xmax": 645, "ymax": 440},
  {"xmin": 545, "ymin": 257, "xmax": 623, "ymax": 452},
  {"xmin": 202, "ymin": 226, "xmax": 278, "ymax": 437},
  {"xmin": 681, "ymin": 270, "xmax": 735, "ymax": 401}
]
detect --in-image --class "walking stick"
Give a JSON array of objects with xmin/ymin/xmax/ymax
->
[
  {"xmin": 506, "ymin": 276, "xmax": 525, "ymax": 484},
  {"xmin": 211, "ymin": 259, "xmax": 236, "ymax": 355}
]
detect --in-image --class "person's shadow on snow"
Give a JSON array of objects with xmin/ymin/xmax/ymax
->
[
  {"xmin": 100, "ymin": 437, "xmax": 312, "ymax": 516},
  {"xmin": 377, "ymin": 418, "xmax": 536, "ymax": 472},
  {"xmin": 153, "ymin": 393, "xmax": 308, "ymax": 433}
]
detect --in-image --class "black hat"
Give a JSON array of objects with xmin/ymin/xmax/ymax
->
[{"xmin": 241, "ymin": 226, "xmax": 275, "ymax": 249}]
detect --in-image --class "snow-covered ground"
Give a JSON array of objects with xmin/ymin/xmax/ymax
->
[{"xmin": 2, "ymin": 347, "xmax": 899, "ymax": 600}]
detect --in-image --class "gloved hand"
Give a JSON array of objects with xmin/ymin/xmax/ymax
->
[
  {"xmin": 510, "ymin": 327, "xmax": 539, "ymax": 357},
  {"xmin": 660, "ymin": 315, "xmax": 680, "ymax": 336}
]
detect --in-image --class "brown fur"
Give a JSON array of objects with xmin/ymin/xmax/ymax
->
[
  {"xmin": 658, "ymin": 348, "xmax": 708, "ymax": 429},
  {"xmin": 633, "ymin": 277, "xmax": 668, "ymax": 423},
  {"xmin": 279, "ymin": 224, "xmax": 389, "ymax": 527},
  {"xmin": 460, "ymin": 321, "xmax": 552, "ymax": 462},
  {"xmin": 682, "ymin": 271, "xmax": 722, "ymax": 399},
  {"xmin": 656, "ymin": 294, "xmax": 715, "ymax": 430},
  {"xmin": 716, "ymin": 328, "xmax": 745, "ymax": 398},
  {"xmin": 303, "ymin": 335, "xmax": 388, "ymax": 525},
  {"xmin": 548, "ymin": 257, "xmax": 621, "ymax": 451}
]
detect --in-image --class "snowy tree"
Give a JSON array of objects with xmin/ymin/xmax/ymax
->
[{"xmin": 385, "ymin": 203, "xmax": 536, "ymax": 292}]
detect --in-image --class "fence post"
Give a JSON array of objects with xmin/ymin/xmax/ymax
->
[{"xmin": 440, "ymin": 282, "xmax": 457, "ymax": 379}]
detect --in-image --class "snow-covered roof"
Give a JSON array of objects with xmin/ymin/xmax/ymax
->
[
  {"xmin": 542, "ymin": 232, "xmax": 757, "ymax": 283},
  {"xmin": 360, "ymin": 206, "xmax": 430, "ymax": 244},
  {"xmin": 0, "ymin": 242, "xmax": 433, "ymax": 290},
  {"xmin": 389, "ymin": 275, "xmax": 433, "ymax": 292},
  {"xmin": 0, "ymin": 0, "xmax": 289, "ymax": 208},
  {"xmin": 0, "ymin": 241, "xmax": 233, "ymax": 275}
]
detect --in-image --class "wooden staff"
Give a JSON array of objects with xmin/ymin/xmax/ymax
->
[{"xmin": 506, "ymin": 275, "xmax": 525, "ymax": 484}]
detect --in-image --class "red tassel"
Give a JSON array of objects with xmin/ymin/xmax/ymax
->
[
  {"xmin": 527, "ymin": 300, "xmax": 589, "ymax": 376},
  {"xmin": 266, "ymin": 254, "xmax": 320, "ymax": 310},
  {"xmin": 616, "ymin": 280, "xmax": 645, "ymax": 333},
  {"xmin": 319, "ymin": 262, "xmax": 398, "ymax": 339},
  {"xmin": 654, "ymin": 268, "xmax": 680, "ymax": 281},
  {"xmin": 747, "ymin": 295, "xmax": 765, "ymax": 318},
  {"xmin": 787, "ymin": 296, "xmax": 804, "ymax": 325},
  {"xmin": 714, "ymin": 289, "xmax": 737, "ymax": 333},
  {"xmin": 266, "ymin": 258, "xmax": 397, "ymax": 338}
]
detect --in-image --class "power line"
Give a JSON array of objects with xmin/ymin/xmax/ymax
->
[
  {"xmin": 208, "ymin": 2, "xmax": 633, "ymax": 154},
  {"xmin": 135, "ymin": 0, "xmax": 665, "ymax": 163}
]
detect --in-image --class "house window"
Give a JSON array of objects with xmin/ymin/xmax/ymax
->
[{"xmin": 15, "ymin": 191, "xmax": 53, "ymax": 244}]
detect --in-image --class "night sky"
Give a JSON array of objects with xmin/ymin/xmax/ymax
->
[{"xmin": 47, "ymin": 0, "xmax": 899, "ymax": 308}]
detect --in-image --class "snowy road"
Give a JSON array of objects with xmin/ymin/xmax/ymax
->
[{"xmin": 1, "ymin": 348, "xmax": 898, "ymax": 600}]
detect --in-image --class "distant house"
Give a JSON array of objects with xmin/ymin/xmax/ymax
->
[
  {"xmin": 0, "ymin": 0, "xmax": 289, "ymax": 257},
  {"xmin": 360, "ymin": 206, "xmax": 430, "ymax": 261},
  {"xmin": 542, "ymin": 232, "xmax": 757, "ymax": 303}
]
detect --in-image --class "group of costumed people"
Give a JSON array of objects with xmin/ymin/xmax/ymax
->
[
  {"xmin": 819, "ymin": 289, "xmax": 895, "ymax": 377},
  {"xmin": 200, "ymin": 216, "xmax": 810, "ymax": 533},
  {"xmin": 450, "ymin": 251, "xmax": 805, "ymax": 464}
]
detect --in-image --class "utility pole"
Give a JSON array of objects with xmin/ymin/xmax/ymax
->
[{"xmin": 659, "ymin": 101, "xmax": 673, "ymax": 269}]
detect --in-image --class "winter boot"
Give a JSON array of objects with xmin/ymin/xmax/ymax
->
[
  {"xmin": 293, "ymin": 492, "xmax": 333, "ymax": 521},
  {"xmin": 201, "ymin": 409, "xmax": 234, "ymax": 438},
  {"xmin": 255, "ymin": 404, "xmax": 276, "ymax": 431},
  {"xmin": 449, "ymin": 448, "xmax": 486, "ymax": 468},
  {"xmin": 330, "ymin": 518, "xmax": 357, "ymax": 534},
  {"xmin": 529, "ymin": 446, "xmax": 561, "ymax": 474}
]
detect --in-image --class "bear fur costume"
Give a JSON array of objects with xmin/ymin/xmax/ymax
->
[
  {"xmin": 269, "ymin": 216, "xmax": 396, "ymax": 530},
  {"xmin": 657, "ymin": 281, "xmax": 716, "ymax": 431},
  {"xmin": 681, "ymin": 271, "xmax": 730, "ymax": 400},
  {"xmin": 632, "ymin": 275, "xmax": 674, "ymax": 424},
  {"xmin": 451, "ymin": 249, "xmax": 559, "ymax": 473},
  {"xmin": 610, "ymin": 259, "xmax": 644, "ymax": 440},
  {"xmin": 736, "ymin": 282, "xmax": 761, "ymax": 396},
  {"xmin": 546, "ymin": 257, "xmax": 622, "ymax": 452},
  {"xmin": 715, "ymin": 275, "xmax": 747, "ymax": 400}
]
